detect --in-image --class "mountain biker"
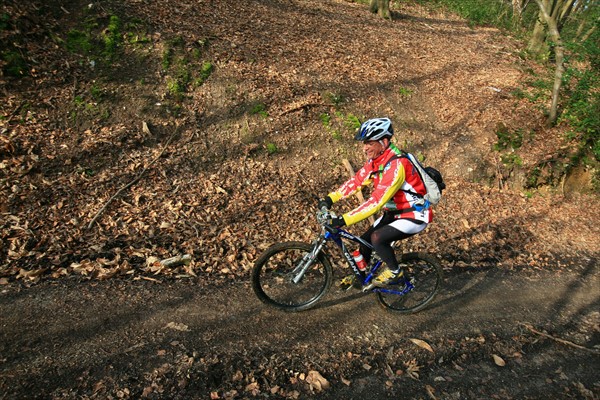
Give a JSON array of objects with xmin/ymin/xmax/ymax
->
[{"xmin": 317, "ymin": 117, "xmax": 432, "ymax": 290}]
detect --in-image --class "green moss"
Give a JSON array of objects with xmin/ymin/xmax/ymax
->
[
  {"xmin": 1, "ymin": 49, "xmax": 28, "ymax": 77},
  {"xmin": 0, "ymin": 13, "xmax": 11, "ymax": 31},
  {"xmin": 102, "ymin": 15, "xmax": 122, "ymax": 59},
  {"xmin": 250, "ymin": 103, "xmax": 268, "ymax": 118},
  {"xmin": 266, "ymin": 142, "xmax": 278, "ymax": 154},
  {"xmin": 66, "ymin": 29, "xmax": 93, "ymax": 53},
  {"xmin": 398, "ymin": 87, "xmax": 413, "ymax": 97}
]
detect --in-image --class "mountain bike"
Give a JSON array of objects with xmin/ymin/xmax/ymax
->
[{"xmin": 252, "ymin": 209, "xmax": 442, "ymax": 313}]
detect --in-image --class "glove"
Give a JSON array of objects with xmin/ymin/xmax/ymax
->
[
  {"xmin": 317, "ymin": 196, "xmax": 333, "ymax": 210},
  {"xmin": 329, "ymin": 215, "xmax": 345, "ymax": 228}
]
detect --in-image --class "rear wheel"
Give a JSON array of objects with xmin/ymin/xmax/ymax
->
[
  {"xmin": 376, "ymin": 252, "xmax": 442, "ymax": 314},
  {"xmin": 252, "ymin": 241, "xmax": 332, "ymax": 312}
]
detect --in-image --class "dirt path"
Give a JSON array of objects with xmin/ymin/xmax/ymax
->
[{"xmin": 1, "ymin": 264, "xmax": 598, "ymax": 399}]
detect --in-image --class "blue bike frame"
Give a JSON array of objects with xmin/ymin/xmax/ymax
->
[
  {"xmin": 323, "ymin": 227, "xmax": 414, "ymax": 295},
  {"xmin": 323, "ymin": 227, "xmax": 378, "ymax": 285}
]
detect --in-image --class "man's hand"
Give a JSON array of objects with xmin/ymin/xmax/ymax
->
[
  {"xmin": 329, "ymin": 216, "xmax": 345, "ymax": 228},
  {"xmin": 317, "ymin": 196, "xmax": 333, "ymax": 210}
]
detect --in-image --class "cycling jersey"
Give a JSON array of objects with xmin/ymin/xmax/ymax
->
[{"xmin": 327, "ymin": 143, "xmax": 433, "ymax": 226}]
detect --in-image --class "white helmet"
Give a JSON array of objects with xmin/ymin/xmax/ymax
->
[{"xmin": 355, "ymin": 118, "xmax": 394, "ymax": 141}]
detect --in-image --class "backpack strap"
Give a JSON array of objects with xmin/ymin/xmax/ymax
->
[
  {"xmin": 372, "ymin": 151, "xmax": 426, "ymax": 200},
  {"xmin": 388, "ymin": 152, "xmax": 426, "ymax": 199}
]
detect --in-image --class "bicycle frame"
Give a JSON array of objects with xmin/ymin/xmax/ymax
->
[
  {"xmin": 290, "ymin": 211, "xmax": 415, "ymax": 295},
  {"xmin": 325, "ymin": 227, "xmax": 416, "ymax": 295},
  {"xmin": 322, "ymin": 227, "xmax": 380, "ymax": 286}
]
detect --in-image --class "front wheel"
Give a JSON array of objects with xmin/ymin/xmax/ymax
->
[
  {"xmin": 376, "ymin": 252, "xmax": 442, "ymax": 314},
  {"xmin": 252, "ymin": 241, "xmax": 333, "ymax": 312}
]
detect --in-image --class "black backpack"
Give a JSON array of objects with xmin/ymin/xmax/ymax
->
[{"xmin": 423, "ymin": 166, "xmax": 446, "ymax": 193}]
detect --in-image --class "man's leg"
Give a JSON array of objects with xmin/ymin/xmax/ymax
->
[
  {"xmin": 341, "ymin": 214, "xmax": 393, "ymax": 290},
  {"xmin": 359, "ymin": 213, "xmax": 396, "ymax": 264},
  {"xmin": 368, "ymin": 218, "xmax": 427, "ymax": 287}
]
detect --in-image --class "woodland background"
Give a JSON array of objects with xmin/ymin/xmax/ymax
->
[
  {"xmin": 1, "ymin": 0, "xmax": 598, "ymax": 283},
  {"xmin": 0, "ymin": 1, "xmax": 599, "ymax": 399}
]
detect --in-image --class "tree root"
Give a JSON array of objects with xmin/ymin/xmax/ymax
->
[{"xmin": 522, "ymin": 323, "xmax": 600, "ymax": 354}]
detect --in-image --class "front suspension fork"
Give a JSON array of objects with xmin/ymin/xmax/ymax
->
[{"xmin": 291, "ymin": 237, "xmax": 327, "ymax": 284}]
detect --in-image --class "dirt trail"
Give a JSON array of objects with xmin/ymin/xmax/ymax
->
[{"xmin": 1, "ymin": 264, "xmax": 598, "ymax": 399}]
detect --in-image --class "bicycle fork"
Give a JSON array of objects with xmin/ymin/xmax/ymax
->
[{"xmin": 290, "ymin": 237, "xmax": 327, "ymax": 284}]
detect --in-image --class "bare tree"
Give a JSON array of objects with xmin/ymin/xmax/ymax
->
[
  {"xmin": 528, "ymin": 0, "xmax": 578, "ymax": 55},
  {"xmin": 512, "ymin": 0, "xmax": 524, "ymax": 27},
  {"xmin": 532, "ymin": 0, "xmax": 566, "ymax": 126},
  {"xmin": 370, "ymin": 0, "xmax": 392, "ymax": 20}
]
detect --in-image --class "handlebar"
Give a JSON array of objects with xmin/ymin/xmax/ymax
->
[
  {"xmin": 316, "ymin": 208, "xmax": 339, "ymax": 233},
  {"xmin": 316, "ymin": 208, "xmax": 331, "ymax": 223}
]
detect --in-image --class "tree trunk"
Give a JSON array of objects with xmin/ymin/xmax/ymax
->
[
  {"xmin": 512, "ymin": 0, "xmax": 523, "ymax": 28},
  {"xmin": 534, "ymin": 0, "xmax": 566, "ymax": 126},
  {"xmin": 369, "ymin": 0, "xmax": 391, "ymax": 20},
  {"xmin": 528, "ymin": 0, "xmax": 579, "ymax": 57},
  {"xmin": 528, "ymin": 10, "xmax": 548, "ymax": 55}
]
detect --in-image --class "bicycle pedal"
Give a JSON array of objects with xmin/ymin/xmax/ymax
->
[
  {"xmin": 339, "ymin": 283, "xmax": 353, "ymax": 291},
  {"xmin": 339, "ymin": 276, "xmax": 360, "ymax": 291}
]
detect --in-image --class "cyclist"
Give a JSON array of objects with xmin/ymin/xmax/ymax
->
[{"xmin": 318, "ymin": 117, "xmax": 432, "ymax": 290}]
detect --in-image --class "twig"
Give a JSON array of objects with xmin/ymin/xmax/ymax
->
[
  {"xmin": 5, "ymin": 102, "xmax": 25, "ymax": 124},
  {"xmin": 522, "ymin": 323, "xmax": 600, "ymax": 354},
  {"xmin": 87, "ymin": 124, "xmax": 179, "ymax": 229}
]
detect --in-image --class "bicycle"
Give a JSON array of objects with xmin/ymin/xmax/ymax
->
[{"xmin": 252, "ymin": 208, "xmax": 443, "ymax": 313}]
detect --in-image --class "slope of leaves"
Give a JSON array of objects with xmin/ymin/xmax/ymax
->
[{"xmin": 1, "ymin": 0, "xmax": 598, "ymax": 285}]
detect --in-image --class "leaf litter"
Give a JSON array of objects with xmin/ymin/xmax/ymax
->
[{"xmin": 0, "ymin": 0, "xmax": 598, "ymax": 399}]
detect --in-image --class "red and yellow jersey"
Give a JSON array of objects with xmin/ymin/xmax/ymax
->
[{"xmin": 328, "ymin": 144, "xmax": 433, "ymax": 226}]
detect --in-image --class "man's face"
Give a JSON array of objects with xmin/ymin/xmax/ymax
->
[{"xmin": 363, "ymin": 139, "xmax": 387, "ymax": 160}]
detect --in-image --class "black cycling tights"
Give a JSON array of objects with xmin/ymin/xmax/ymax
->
[{"xmin": 359, "ymin": 213, "xmax": 417, "ymax": 272}]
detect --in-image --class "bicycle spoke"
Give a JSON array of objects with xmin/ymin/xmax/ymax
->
[{"xmin": 252, "ymin": 242, "xmax": 332, "ymax": 311}]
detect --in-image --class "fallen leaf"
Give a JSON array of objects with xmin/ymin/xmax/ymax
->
[
  {"xmin": 306, "ymin": 370, "xmax": 330, "ymax": 392},
  {"xmin": 410, "ymin": 338, "xmax": 434, "ymax": 352},
  {"xmin": 18, "ymin": 268, "xmax": 46, "ymax": 280},
  {"xmin": 492, "ymin": 354, "xmax": 506, "ymax": 367},
  {"xmin": 245, "ymin": 381, "xmax": 260, "ymax": 395},
  {"xmin": 232, "ymin": 370, "xmax": 243, "ymax": 381},
  {"xmin": 425, "ymin": 384, "xmax": 437, "ymax": 400},
  {"xmin": 405, "ymin": 359, "xmax": 421, "ymax": 380},
  {"xmin": 164, "ymin": 322, "xmax": 189, "ymax": 331},
  {"xmin": 142, "ymin": 386, "xmax": 153, "ymax": 397},
  {"xmin": 142, "ymin": 121, "xmax": 151, "ymax": 135}
]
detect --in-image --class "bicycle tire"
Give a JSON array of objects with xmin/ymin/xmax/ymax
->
[
  {"xmin": 252, "ymin": 241, "xmax": 333, "ymax": 312},
  {"xmin": 376, "ymin": 252, "xmax": 442, "ymax": 314}
]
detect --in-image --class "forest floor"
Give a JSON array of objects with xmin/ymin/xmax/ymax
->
[
  {"xmin": 0, "ymin": 265, "xmax": 599, "ymax": 399},
  {"xmin": 1, "ymin": 0, "xmax": 599, "ymax": 398}
]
